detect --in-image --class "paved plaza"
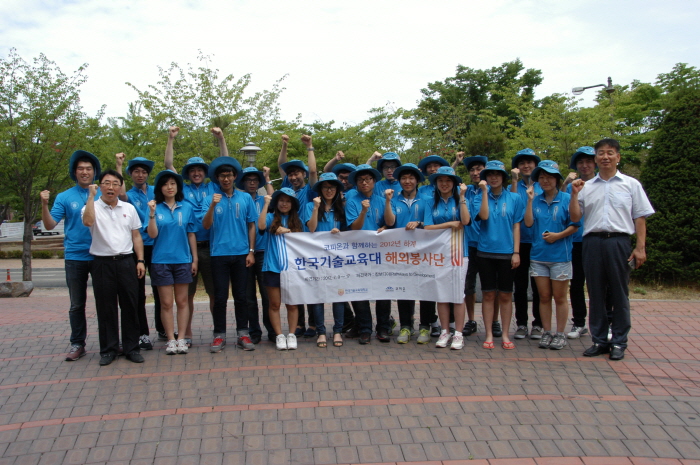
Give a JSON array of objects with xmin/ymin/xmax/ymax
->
[{"xmin": 1, "ymin": 290, "xmax": 699, "ymax": 465}]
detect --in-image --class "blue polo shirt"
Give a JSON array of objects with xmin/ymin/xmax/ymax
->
[
  {"xmin": 528, "ymin": 191, "xmax": 580, "ymax": 263},
  {"xmin": 512, "ymin": 179, "xmax": 542, "ymax": 244},
  {"xmin": 126, "ymin": 185, "xmax": 155, "ymax": 246},
  {"xmin": 202, "ymin": 190, "xmax": 257, "ymax": 256},
  {"xmin": 149, "ymin": 202, "xmax": 197, "ymax": 264},
  {"xmin": 346, "ymin": 192, "xmax": 386, "ymax": 231},
  {"xmin": 281, "ymin": 176, "xmax": 317, "ymax": 210},
  {"xmin": 302, "ymin": 203, "xmax": 347, "ymax": 232},
  {"xmin": 251, "ymin": 194, "xmax": 267, "ymax": 251},
  {"xmin": 374, "ymin": 179, "xmax": 401, "ymax": 197},
  {"xmin": 464, "ymin": 184, "xmax": 481, "ymax": 248},
  {"xmin": 418, "ymin": 184, "xmax": 436, "ymax": 201},
  {"xmin": 183, "ymin": 181, "xmax": 217, "ymax": 242},
  {"xmin": 474, "ymin": 188, "xmax": 524, "ymax": 255},
  {"xmin": 50, "ymin": 185, "xmax": 100, "ymax": 261},
  {"xmin": 390, "ymin": 193, "xmax": 427, "ymax": 228},
  {"xmin": 423, "ymin": 195, "xmax": 470, "ymax": 257},
  {"xmin": 262, "ymin": 213, "xmax": 290, "ymax": 274},
  {"xmin": 566, "ymin": 183, "xmax": 583, "ymax": 243}
]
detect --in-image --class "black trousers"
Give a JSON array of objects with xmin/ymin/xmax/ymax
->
[
  {"xmin": 570, "ymin": 241, "xmax": 587, "ymax": 327},
  {"xmin": 92, "ymin": 255, "xmax": 141, "ymax": 356},
  {"xmin": 513, "ymin": 242, "xmax": 541, "ymax": 327},
  {"xmin": 137, "ymin": 245, "xmax": 160, "ymax": 335},
  {"xmin": 246, "ymin": 251, "xmax": 272, "ymax": 338},
  {"xmin": 582, "ymin": 235, "xmax": 632, "ymax": 348}
]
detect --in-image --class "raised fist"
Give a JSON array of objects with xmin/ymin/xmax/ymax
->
[
  {"xmin": 281, "ymin": 134, "xmax": 290, "ymax": 143},
  {"xmin": 570, "ymin": 179, "xmax": 585, "ymax": 194},
  {"xmin": 88, "ymin": 184, "xmax": 98, "ymax": 197},
  {"xmin": 115, "ymin": 152, "xmax": 125, "ymax": 168},
  {"xmin": 301, "ymin": 135, "xmax": 312, "ymax": 147},
  {"xmin": 169, "ymin": 126, "xmax": 180, "ymax": 139},
  {"xmin": 526, "ymin": 184, "xmax": 535, "ymax": 200},
  {"xmin": 335, "ymin": 151, "xmax": 345, "ymax": 161},
  {"xmin": 40, "ymin": 190, "xmax": 50, "ymax": 204},
  {"xmin": 566, "ymin": 172, "xmax": 578, "ymax": 182},
  {"xmin": 511, "ymin": 168, "xmax": 520, "ymax": 182},
  {"xmin": 148, "ymin": 199, "xmax": 157, "ymax": 212},
  {"xmin": 313, "ymin": 197, "xmax": 321, "ymax": 207},
  {"xmin": 369, "ymin": 151, "xmax": 382, "ymax": 162},
  {"xmin": 264, "ymin": 194, "xmax": 273, "ymax": 203},
  {"xmin": 211, "ymin": 193, "xmax": 222, "ymax": 204},
  {"xmin": 479, "ymin": 180, "xmax": 488, "ymax": 190},
  {"xmin": 459, "ymin": 183, "xmax": 467, "ymax": 196},
  {"xmin": 211, "ymin": 127, "xmax": 223, "ymax": 138},
  {"xmin": 455, "ymin": 151, "xmax": 465, "ymax": 163},
  {"xmin": 361, "ymin": 199, "xmax": 370, "ymax": 210},
  {"xmin": 262, "ymin": 166, "xmax": 270, "ymax": 178},
  {"xmin": 384, "ymin": 189, "xmax": 394, "ymax": 200}
]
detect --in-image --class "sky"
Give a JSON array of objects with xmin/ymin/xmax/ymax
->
[{"xmin": 1, "ymin": 0, "xmax": 699, "ymax": 128}]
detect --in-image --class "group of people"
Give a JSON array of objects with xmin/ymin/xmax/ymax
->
[{"xmin": 41, "ymin": 128, "xmax": 654, "ymax": 365}]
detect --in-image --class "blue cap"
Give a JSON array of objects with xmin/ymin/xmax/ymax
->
[
  {"xmin": 332, "ymin": 163, "xmax": 356, "ymax": 175},
  {"xmin": 181, "ymin": 157, "xmax": 208, "ymax": 180},
  {"xmin": 68, "ymin": 150, "xmax": 101, "ymax": 182},
  {"xmin": 208, "ymin": 157, "xmax": 243, "ymax": 185},
  {"xmin": 417, "ymin": 155, "xmax": 448, "ymax": 174},
  {"xmin": 511, "ymin": 148, "xmax": 541, "ymax": 169},
  {"xmin": 235, "ymin": 167, "xmax": 266, "ymax": 190},
  {"xmin": 480, "ymin": 160, "xmax": 509, "ymax": 181},
  {"xmin": 153, "ymin": 170, "xmax": 184, "ymax": 194},
  {"xmin": 570, "ymin": 146, "xmax": 595, "ymax": 169},
  {"xmin": 463, "ymin": 155, "xmax": 488, "ymax": 171},
  {"xmin": 312, "ymin": 172, "xmax": 343, "ymax": 194},
  {"xmin": 126, "ymin": 157, "xmax": 155, "ymax": 175},
  {"xmin": 270, "ymin": 187, "xmax": 300, "ymax": 211},
  {"xmin": 532, "ymin": 160, "xmax": 564, "ymax": 182},
  {"xmin": 376, "ymin": 152, "xmax": 402, "ymax": 173},
  {"xmin": 348, "ymin": 164, "xmax": 382, "ymax": 187},
  {"xmin": 428, "ymin": 166, "xmax": 462, "ymax": 186},
  {"xmin": 280, "ymin": 160, "xmax": 309, "ymax": 177},
  {"xmin": 392, "ymin": 163, "xmax": 425, "ymax": 183}
]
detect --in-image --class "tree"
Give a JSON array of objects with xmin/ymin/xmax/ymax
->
[
  {"xmin": 0, "ymin": 49, "xmax": 96, "ymax": 280},
  {"xmin": 638, "ymin": 89, "xmax": 700, "ymax": 283}
]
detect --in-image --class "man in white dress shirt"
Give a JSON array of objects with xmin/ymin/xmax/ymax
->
[
  {"xmin": 82, "ymin": 169, "xmax": 147, "ymax": 366},
  {"xmin": 569, "ymin": 139, "xmax": 655, "ymax": 361}
]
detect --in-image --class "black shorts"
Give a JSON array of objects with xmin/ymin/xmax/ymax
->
[
  {"xmin": 464, "ymin": 246, "xmax": 479, "ymax": 295},
  {"xmin": 478, "ymin": 256, "xmax": 514, "ymax": 293},
  {"xmin": 262, "ymin": 271, "xmax": 281, "ymax": 288}
]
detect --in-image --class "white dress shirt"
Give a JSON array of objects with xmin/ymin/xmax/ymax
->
[{"xmin": 82, "ymin": 198, "xmax": 142, "ymax": 256}]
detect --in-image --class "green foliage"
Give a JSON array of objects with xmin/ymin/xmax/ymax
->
[{"xmin": 637, "ymin": 89, "xmax": 700, "ymax": 283}]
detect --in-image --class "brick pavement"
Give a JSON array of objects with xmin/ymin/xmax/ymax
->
[{"xmin": 0, "ymin": 293, "xmax": 699, "ymax": 464}]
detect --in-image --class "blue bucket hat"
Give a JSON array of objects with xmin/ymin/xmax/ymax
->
[
  {"xmin": 280, "ymin": 160, "xmax": 309, "ymax": 178},
  {"xmin": 511, "ymin": 148, "xmax": 541, "ymax": 169},
  {"xmin": 235, "ymin": 166, "xmax": 266, "ymax": 190},
  {"xmin": 68, "ymin": 150, "xmax": 101, "ymax": 182},
  {"xmin": 312, "ymin": 172, "xmax": 344, "ymax": 194},
  {"xmin": 153, "ymin": 170, "xmax": 184, "ymax": 194},
  {"xmin": 126, "ymin": 157, "xmax": 155, "ymax": 175},
  {"xmin": 429, "ymin": 166, "xmax": 462, "ymax": 186},
  {"xmin": 332, "ymin": 163, "xmax": 356, "ymax": 175},
  {"xmin": 208, "ymin": 156, "xmax": 242, "ymax": 185},
  {"xmin": 570, "ymin": 146, "xmax": 595, "ymax": 169},
  {"xmin": 393, "ymin": 163, "xmax": 425, "ymax": 183},
  {"xmin": 348, "ymin": 164, "xmax": 382, "ymax": 187},
  {"xmin": 417, "ymin": 155, "xmax": 448, "ymax": 174},
  {"xmin": 270, "ymin": 187, "xmax": 300, "ymax": 211},
  {"xmin": 532, "ymin": 160, "xmax": 564, "ymax": 182},
  {"xmin": 480, "ymin": 160, "xmax": 510, "ymax": 181},
  {"xmin": 463, "ymin": 155, "xmax": 488, "ymax": 171},
  {"xmin": 376, "ymin": 152, "xmax": 402, "ymax": 173},
  {"xmin": 181, "ymin": 157, "xmax": 208, "ymax": 180}
]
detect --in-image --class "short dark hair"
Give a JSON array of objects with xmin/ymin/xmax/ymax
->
[
  {"xmin": 399, "ymin": 172, "xmax": 420, "ymax": 182},
  {"xmin": 215, "ymin": 165, "xmax": 236, "ymax": 178},
  {"xmin": 74, "ymin": 156, "xmax": 97, "ymax": 173},
  {"xmin": 129, "ymin": 164, "xmax": 151, "ymax": 174},
  {"xmin": 99, "ymin": 170, "xmax": 123, "ymax": 184},
  {"xmin": 594, "ymin": 138, "xmax": 620, "ymax": 153},
  {"xmin": 154, "ymin": 173, "xmax": 184, "ymax": 203}
]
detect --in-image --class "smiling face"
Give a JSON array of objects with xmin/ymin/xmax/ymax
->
[
  {"xmin": 216, "ymin": 169, "xmax": 236, "ymax": 194},
  {"xmin": 517, "ymin": 158, "xmax": 537, "ymax": 177},
  {"xmin": 381, "ymin": 161, "xmax": 399, "ymax": 181},
  {"xmin": 468, "ymin": 163, "xmax": 485, "ymax": 184},
  {"xmin": 75, "ymin": 161, "xmax": 95, "ymax": 188},
  {"xmin": 99, "ymin": 174, "xmax": 122, "ymax": 205},
  {"xmin": 537, "ymin": 171, "xmax": 559, "ymax": 193},
  {"xmin": 595, "ymin": 144, "xmax": 620, "ymax": 173},
  {"xmin": 576, "ymin": 156, "xmax": 596, "ymax": 180},
  {"xmin": 320, "ymin": 181, "xmax": 337, "ymax": 201},
  {"xmin": 399, "ymin": 173, "xmax": 418, "ymax": 195},
  {"xmin": 129, "ymin": 166, "xmax": 149, "ymax": 187},
  {"xmin": 276, "ymin": 194, "xmax": 293, "ymax": 214},
  {"xmin": 486, "ymin": 171, "xmax": 504, "ymax": 189},
  {"xmin": 425, "ymin": 162, "xmax": 442, "ymax": 175},
  {"xmin": 286, "ymin": 167, "xmax": 306, "ymax": 190},
  {"xmin": 436, "ymin": 176, "xmax": 455, "ymax": 196},
  {"xmin": 336, "ymin": 170, "xmax": 352, "ymax": 191},
  {"xmin": 187, "ymin": 166, "xmax": 206, "ymax": 185},
  {"xmin": 355, "ymin": 173, "xmax": 375, "ymax": 196},
  {"xmin": 242, "ymin": 174, "xmax": 260, "ymax": 194},
  {"xmin": 161, "ymin": 177, "xmax": 178, "ymax": 200}
]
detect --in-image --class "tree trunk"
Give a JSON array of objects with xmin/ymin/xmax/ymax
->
[{"xmin": 22, "ymin": 219, "xmax": 33, "ymax": 282}]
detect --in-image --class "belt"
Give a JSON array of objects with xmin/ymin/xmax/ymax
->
[
  {"xmin": 587, "ymin": 232, "xmax": 629, "ymax": 239},
  {"xmin": 197, "ymin": 241, "xmax": 210, "ymax": 246},
  {"xmin": 95, "ymin": 254, "xmax": 133, "ymax": 260}
]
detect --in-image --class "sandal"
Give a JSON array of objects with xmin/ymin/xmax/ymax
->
[
  {"xmin": 502, "ymin": 341, "xmax": 515, "ymax": 350},
  {"xmin": 333, "ymin": 333, "xmax": 343, "ymax": 347},
  {"xmin": 482, "ymin": 341, "xmax": 494, "ymax": 349},
  {"xmin": 316, "ymin": 335, "xmax": 327, "ymax": 348}
]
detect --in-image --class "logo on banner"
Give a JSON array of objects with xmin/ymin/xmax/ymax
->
[{"xmin": 338, "ymin": 289, "xmax": 344, "ymax": 296}]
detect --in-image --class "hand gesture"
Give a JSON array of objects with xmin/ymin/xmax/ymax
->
[
  {"xmin": 211, "ymin": 127, "xmax": 223, "ymax": 139},
  {"xmin": 455, "ymin": 151, "xmax": 465, "ymax": 163},
  {"xmin": 211, "ymin": 193, "xmax": 222, "ymax": 204},
  {"xmin": 511, "ymin": 253, "xmax": 521, "ymax": 269},
  {"xmin": 330, "ymin": 228, "xmax": 340, "ymax": 234},
  {"xmin": 148, "ymin": 199, "xmax": 156, "ymax": 213},
  {"xmin": 169, "ymin": 126, "xmax": 180, "ymax": 139},
  {"xmin": 543, "ymin": 231, "xmax": 559, "ymax": 244},
  {"xmin": 40, "ymin": 190, "xmax": 50, "ymax": 205},
  {"xmin": 361, "ymin": 199, "xmax": 370, "ymax": 211},
  {"xmin": 263, "ymin": 194, "xmax": 272, "ymax": 203},
  {"xmin": 570, "ymin": 179, "xmax": 585, "ymax": 194},
  {"xmin": 449, "ymin": 220, "xmax": 462, "ymax": 230},
  {"xmin": 459, "ymin": 183, "xmax": 467, "ymax": 197},
  {"xmin": 115, "ymin": 152, "xmax": 125, "ymax": 169},
  {"xmin": 478, "ymin": 180, "xmax": 488, "ymax": 191},
  {"xmin": 566, "ymin": 172, "xmax": 577, "ymax": 183},
  {"xmin": 384, "ymin": 189, "xmax": 394, "ymax": 200},
  {"xmin": 511, "ymin": 168, "xmax": 520, "ymax": 182},
  {"xmin": 369, "ymin": 151, "xmax": 382, "ymax": 163},
  {"xmin": 312, "ymin": 197, "xmax": 321, "ymax": 208},
  {"xmin": 136, "ymin": 262, "xmax": 146, "ymax": 279},
  {"xmin": 335, "ymin": 151, "xmax": 345, "ymax": 161},
  {"xmin": 88, "ymin": 184, "xmax": 98, "ymax": 197},
  {"xmin": 405, "ymin": 221, "xmax": 420, "ymax": 231},
  {"xmin": 301, "ymin": 134, "xmax": 312, "ymax": 148},
  {"xmin": 281, "ymin": 134, "xmax": 289, "ymax": 144},
  {"xmin": 526, "ymin": 184, "xmax": 535, "ymax": 201},
  {"xmin": 262, "ymin": 166, "xmax": 270, "ymax": 180}
]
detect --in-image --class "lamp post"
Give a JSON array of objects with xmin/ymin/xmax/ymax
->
[
  {"xmin": 239, "ymin": 142, "xmax": 262, "ymax": 167},
  {"xmin": 572, "ymin": 76, "xmax": 615, "ymax": 102}
]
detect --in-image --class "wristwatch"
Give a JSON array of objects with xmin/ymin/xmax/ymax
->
[
  {"xmin": 137, "ymin": 259, "xmax": 145, "ymax": 264},
  {"xmin": 249, "ymin": 248, "xmax": 255, "ymax": 253}
]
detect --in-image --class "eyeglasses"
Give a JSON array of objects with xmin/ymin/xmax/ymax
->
[
  {"xmin": 356, "ymin": 177, "xmax": 374, "ymax": 184},
  {"xmin": 217, "ymin": 174, "xmax": 235, "ymax": 180},
  {"xmin": 321, "ymin": 185, "xmax": 337, "ymax": 190},
  {"xmin": 101, "ymin": 181, "xmax": 121, "ymax": 188}
]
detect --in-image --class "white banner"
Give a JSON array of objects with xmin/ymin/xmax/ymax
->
[{"xmin": 280, "ymin": 228, "xmax": 465, "ymax": 304}]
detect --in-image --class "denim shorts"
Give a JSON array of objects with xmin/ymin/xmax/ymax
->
[
  {"xmin": 150, "ymin": 263, "xmax": 193, "ymax": 286},
  {"xmin": 529, "ymin": 260, "xmax": 572, "ymax": 281}
]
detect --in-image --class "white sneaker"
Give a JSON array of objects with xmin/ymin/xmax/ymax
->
[
  {"xmin": 176, "ymin": 339, "xmax": 188, "ymax": 354},
  {"xmin": 435, "ymin": 330, "xmax": 451, "ymax": 348},
  {"xmin": 287, "ymin": 333, "xmax": 297, "ymax": 350},
  {"xmin": 165, "ymin": 339, "xmax": 177, "ymax": 355},
  {"xmin": 450, "ymin": 332, "xmax": 464, "ymax": 350},
  {"xmin": 567, "ymin": 325, "xmax": 589, "ymax": 339},
  {"xmin": 276, "ymin": 334, "xmax": 287, "ymax": 350}
]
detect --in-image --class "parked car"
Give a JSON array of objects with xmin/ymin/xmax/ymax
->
[{"xmin": 32, "ymin": 221, "xmax": 60, "ymax": 236}]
